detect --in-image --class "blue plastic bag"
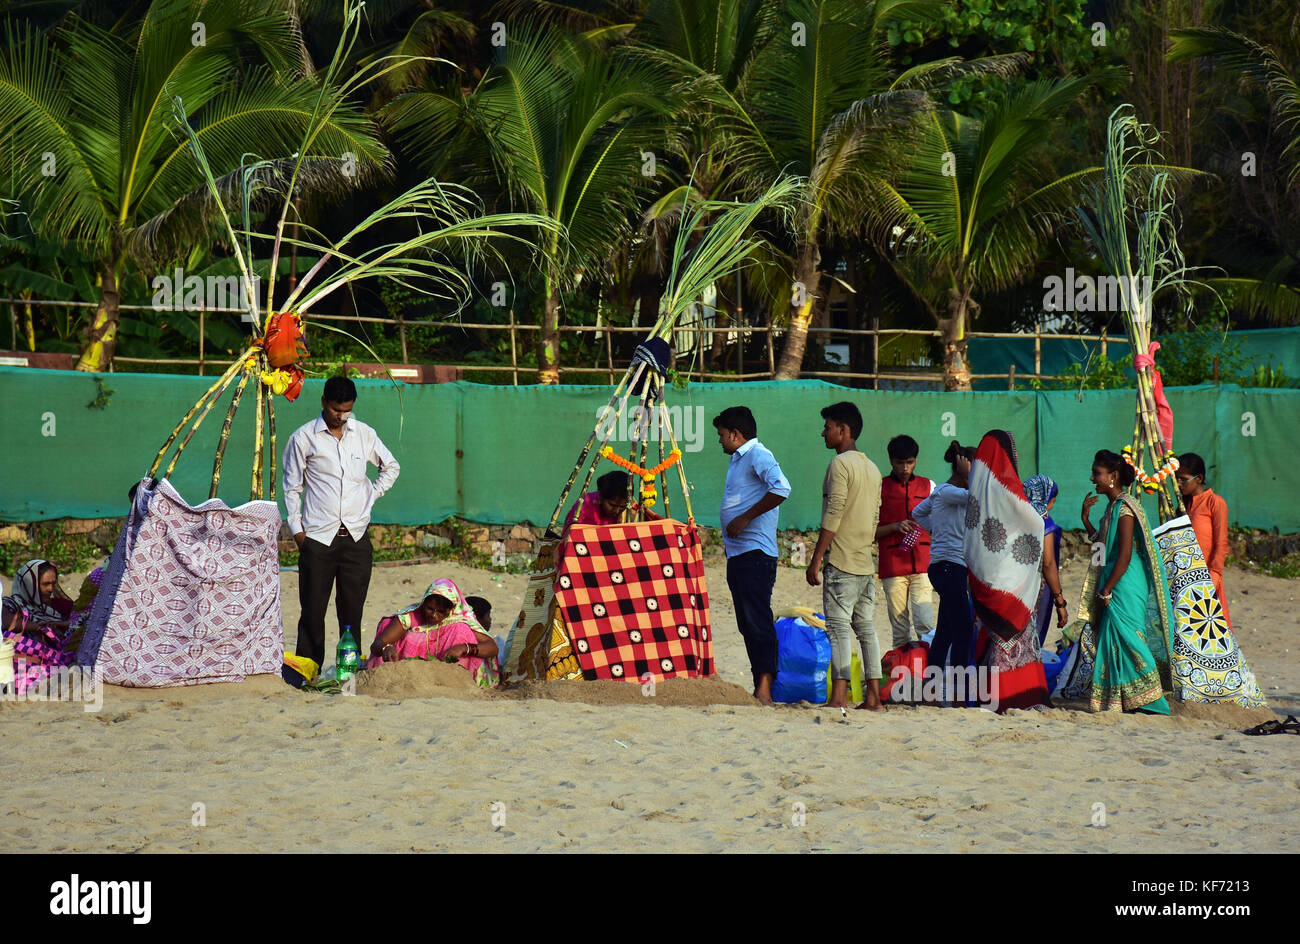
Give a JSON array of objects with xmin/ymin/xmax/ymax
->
[{"xmin": 772, "ymin": 615, "xmax": 832, "ymax": 704}]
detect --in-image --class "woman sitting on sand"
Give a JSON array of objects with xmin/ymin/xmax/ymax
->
[
  {"xmin": 367, "ymin": 578, "xmax": 500, "ymax": 690},
  {"xmin": 2, "ymin": 559, "xmax": 77, "ymax": 693},
  {"xmin": 1058, "ymin": 450, "xmax": 1176, "ymax": 714}
]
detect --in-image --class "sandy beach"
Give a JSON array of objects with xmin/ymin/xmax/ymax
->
[{"xmin": 2, "ymin": 554, "xmax": 1296, "ymax": 854}]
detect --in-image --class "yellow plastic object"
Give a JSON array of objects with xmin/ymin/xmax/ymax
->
[
  {"xmin": 283, "ymin": 652, "xmax": 319, "ymax": 682},
  {"xmin": 825, "ymin": 652, "xmax": 865, "ymax": 703}
]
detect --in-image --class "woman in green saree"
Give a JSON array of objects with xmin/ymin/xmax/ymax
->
[{"xmin": 1057, "ymin": 450, "xmax": 1176, "ymax": 713}]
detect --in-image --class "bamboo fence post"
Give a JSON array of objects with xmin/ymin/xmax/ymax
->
[
  {"xmin": 198, "ymin": 308, "xmax": 205, "ymax": 376},
  {"xmin": 398, "ymin": 312, "xmax": 408, "ymax": 364},
  {"xmin": 508, "ymin": 308, "xmax": 518, "ymax": 386},
  {"xmin": 766, "ymin": 320, "xmax": 775, "ymax": 377},
  {"xmin": 606, "ymin": 318, "xmax": 615, "ymax": 385},
  {"xmin": 871, "ymin": 319, "xmax": 879, "ymax": 391},
  {"xmin": 210, "ymin": 369, "xmax": 252, "ymax": 499}
]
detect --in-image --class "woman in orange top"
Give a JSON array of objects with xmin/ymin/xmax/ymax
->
[{"xmin": 1177, "ymin": 453, "xmax": 1232, "ymax": 628}]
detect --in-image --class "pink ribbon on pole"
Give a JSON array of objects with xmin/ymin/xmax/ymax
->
[{"xmin": 1133, "ymin": 341, "xmax": 1173, "ymax": 451}]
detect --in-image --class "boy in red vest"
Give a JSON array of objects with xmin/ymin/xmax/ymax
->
[{"xmin": 876, "ymin": 435, "xmax": 935, "ymax": 649}]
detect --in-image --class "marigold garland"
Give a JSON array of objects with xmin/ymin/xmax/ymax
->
[
  {"xmin": 599, "ymin": 445, "xmax": 681, "ymax": 508},
  {"xmin": 1122, "ymin": 445, "xmax": 1179, "ymax": 493},
  {"xmin": 599, "ymin": 445, "xmax": 682, "ymax": 477}
]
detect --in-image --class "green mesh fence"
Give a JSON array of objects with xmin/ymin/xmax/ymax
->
[{"xmin": 1, "ymin": 367, "xmax": 1295, "ymax": 531}]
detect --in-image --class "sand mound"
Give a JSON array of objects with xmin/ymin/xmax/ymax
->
[
  {"xmin": 501, "ymin": 675, "xmax": 755, "ymax": 707},
  {"xmin": 1169, "ymin": 700, "xmax": 1279, "ymax": 730},
  {"xmin": 355, "ymin": 659, "xmax": 484, "ymax": 699}
]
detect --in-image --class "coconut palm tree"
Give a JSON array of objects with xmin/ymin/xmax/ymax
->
[
  {"xmin": 866, "ymin": 73, "xmax": 1153, "ymax": 390},
  {"xmin": 711, "ymin": 0, "xmax": 1000, "ymax": 380},
  {"xmin": 388, "ymin": 23, "xmax": 679, "ymax": 383},
  {"xmin": 1167, "ymin": 26, "xmax": 1300, "ymax": 323},
  {"xmin": 0, "ymin": 0, "xmax": 387, "ymax": 371}
]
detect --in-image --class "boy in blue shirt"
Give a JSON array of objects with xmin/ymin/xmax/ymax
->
[{"xmin": 714, "ymin": 406, "xmax": 791, "ymax": 705}]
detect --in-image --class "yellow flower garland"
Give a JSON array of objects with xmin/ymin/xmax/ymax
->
[
  {"xmin": 1122, "ymin": 445, "xmax": 1179, "ymax": 493},
  {"xmin": 598, "ymin": 445, "xmax": 681, "ymax": 508}
]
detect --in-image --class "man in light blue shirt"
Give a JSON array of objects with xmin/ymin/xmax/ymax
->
[{"xmin": 715, "ymin": 406, "xmax": 791, "ymax": 704}]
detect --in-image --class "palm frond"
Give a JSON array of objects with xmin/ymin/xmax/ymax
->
[
  {"xmin": 1168, "ymin": 27, "xmax": 1300, "ymax": 189},
  {"xmin": 656, "ymin": 174, "xmax": 804, "ymax": 336}
]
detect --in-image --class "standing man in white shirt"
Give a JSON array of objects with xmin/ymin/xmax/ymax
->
[{"xmin": 283, "ymin": 376, "xmax": 400, "ymax": 666}]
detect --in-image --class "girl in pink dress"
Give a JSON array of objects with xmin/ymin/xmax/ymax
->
[{"xmin": 366, "ymin": 578, "xmax": 500, "ymax": 689}]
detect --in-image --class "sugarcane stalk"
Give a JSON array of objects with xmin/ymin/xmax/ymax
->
[
  {"xmin": 657, "ymin": 401, "xmax": 671, "ymax": 521},
  {"xmin": 267, "ymin": 389, "xmax": 278, "ymax": 504},
  {"xmin": 628, "ymin": 372, "xmax": 654, "ymax": 523},
  {"xmin": 545, "ymin": 361, "xmax": 647, "ymax": 535},
  {"xmin": 251, "ymin": 365, "xmax": 266, "ymax": 500},
  {"xmin": 162, "ymin": 361, "xmax": 247, "ymax": 481},
  {"xmin": 149, "ymin": 351, "xmax": 251, "ymax": 479},
  {"xmin": 661, "ymin": 397, "xmax": 696, "ymax": 524},
  {"xmin": 210, "ymin": 369, "xmax": 252, "ymax": 500}
]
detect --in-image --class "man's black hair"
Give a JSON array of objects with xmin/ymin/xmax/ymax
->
[
  {"xmin": 323, "ymin": 376, "xmax": 358, "ymax": 404},
  {"xmin": 887, "ymin": 434, "xmax": 919, "ymax": 461},
  {"xmin": 712, "ymin": 406, "xmax": 757, "ymax": 441},
  {"xmin": 821, "ymin": 401, "xmax": 863, "ymax": 439}
]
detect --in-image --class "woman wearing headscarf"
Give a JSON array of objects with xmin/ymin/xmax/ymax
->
[
  {"xmin": 2, "ymin": 559, "xmax": 77, "ymax": 693},
  {"xmin": 964, "ymin": 432, "xmax": 1049, "ymax": 711},
  {"xmin": 1023, "ymin": 475, "xmax": 1069, "ymax": 646},
  {"xmin": 366, "ymin": 577, "xmax": 500, "ymax": 689}
]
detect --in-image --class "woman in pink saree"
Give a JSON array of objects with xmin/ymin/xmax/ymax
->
[{"xmin": 366, "ymin": 578, "xmax": 500, "ymax": 689}]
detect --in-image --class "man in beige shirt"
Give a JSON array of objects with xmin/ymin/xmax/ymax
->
[{"xmin": 806, "ymin": 401, "xmax": 884, "ymax": 710}]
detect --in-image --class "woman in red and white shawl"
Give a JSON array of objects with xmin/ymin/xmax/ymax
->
[{"xmin": 964, "ymin": 431, "xmax": 1050, "ymax": 711}]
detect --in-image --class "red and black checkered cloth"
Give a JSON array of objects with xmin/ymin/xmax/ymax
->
[{"xmin": 556, "ymin": 519, "xmax": 713, "ymax": 682}]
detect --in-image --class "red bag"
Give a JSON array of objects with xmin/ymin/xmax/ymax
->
[{"xmin": 882, "ymin": 641, "xmax": 929, "ymax": 704}]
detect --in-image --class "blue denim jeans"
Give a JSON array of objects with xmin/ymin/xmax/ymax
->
[
  {"xmin": 822, "ymin": 563, "xmax": 880, "ymax": 681},
  {"xmin": 928, "ymin": 560, "xmax": 974, "ymax": 672}
]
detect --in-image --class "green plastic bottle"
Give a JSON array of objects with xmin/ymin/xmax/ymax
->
[{"xmin": 337, "ymin": 627, "xmax": 361, "ymax": 683}]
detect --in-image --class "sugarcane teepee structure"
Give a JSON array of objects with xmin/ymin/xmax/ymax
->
[
  {"xmin": 77, "ymin": 3, "xmax": 557, "ymax": 686},
  {"xmin": 501, "ymin": 177, "xmax": 802, "ymax": 683},
  {"xmin": 1078, "ymin": 106, "xmax": 1266, "ymax": 707}
]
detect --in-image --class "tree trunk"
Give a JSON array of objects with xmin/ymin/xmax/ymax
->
[
  {"xmin": 538, "ymin": 273, "xmax": 561, "ymax": 384},
  {"xmin": 774, "ymin": 242, "xmax": 820, "ymax": 380},
  {"xmin": 21, "ymin": 292, "xmax": 35, "ymax": 351},
  {"xmin": 939, "ymin": 287, "xmax": 976, "ymax": 392},
  {"xmin": 75, "ymin": 263, "xmax": 120, "ymax": 372}
]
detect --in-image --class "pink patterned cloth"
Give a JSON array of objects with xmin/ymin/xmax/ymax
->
[
  {"xmin": 364, "ymin": 616, "xmax": 479, "ymax": 669},
  {"xmin": 77, "ymin": 478, "xmax": 284, "ymax": 687}
]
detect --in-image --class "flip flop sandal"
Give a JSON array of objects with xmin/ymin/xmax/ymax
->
[{"xmin": 1243, "ymin": 715, "xmax": 1300, "ymax": 736}]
